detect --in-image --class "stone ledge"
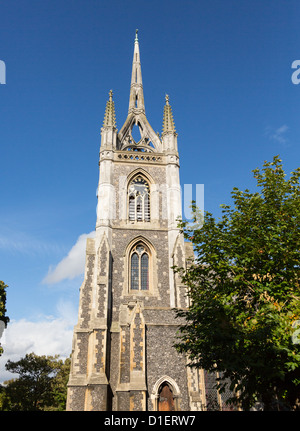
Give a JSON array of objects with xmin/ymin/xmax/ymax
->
[
  {"xmin": 87, "ymin": 373, "xmax": 109, "ymax": 385},
  {"xmin": 116, "ymin": 383, "xmax": 147, "ymax": 392},
  {"xmin": 67, "ymin": 375, "xmax": 87, "ymax": 387}
]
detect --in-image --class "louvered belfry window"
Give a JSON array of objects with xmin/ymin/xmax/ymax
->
[
  {"xmin": 128, "ymin": 175, "xmax": 150, "ymax": 222},
  {"xmin": 130, "ymin": 244, "xmax": 149, "ymax": 291}
]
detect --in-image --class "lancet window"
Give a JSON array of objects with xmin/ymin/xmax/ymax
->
[{"xmin": 130, "ymin": 243, "xmax": 149, "ymax": 291}]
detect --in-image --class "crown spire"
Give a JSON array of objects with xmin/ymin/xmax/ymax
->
[
  {"xmin": 103, "ymin": 89, "xmax": 116, "ymax": 128},
  {"xmin": 128, "ymin": 29, "xmax": 145, "ymax": 114},
  {"xmin": 162, "ymin": 94, "xmax": 176, "ymax": 134}
]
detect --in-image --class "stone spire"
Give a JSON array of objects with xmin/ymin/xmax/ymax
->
[
  {"xmin": 128, "ymin": 29, "xmax": 145, "ymax": 114},
  {"xmin": 117, "ymin": 31, "xmax": 162, "ymax": 152},
  {"xmin": 162, "ymin": 94, "xmax": 176, "ymax": 135},
  {"xmin": 103, "ymin": 89, "xmax": 116, "ymax": 128}
]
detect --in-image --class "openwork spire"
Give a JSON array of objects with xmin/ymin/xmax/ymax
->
[
  {"xmin": 128, "ymin": 29, "xmax": 145, "ymax": 114},
  {"xmin": 162, "ymin": 94, "xmax": 176, "ymax": 134},
  {"xmin": 103, "ymin": 89, "xmax": 116, "ymax": 128},
  {"xmin": 117, "ymin": 31, "xmax": 162, "ymax": 152}
]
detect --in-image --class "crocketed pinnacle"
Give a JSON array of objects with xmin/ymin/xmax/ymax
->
[
  {"xmin": 162, "ymin": 94, "xmax": 176, "ymax": 134},
  {"xmin": 103, "ymin": 89, "xmax": 116, "ymax": 128}
]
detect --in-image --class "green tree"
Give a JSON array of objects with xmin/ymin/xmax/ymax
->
[
  {"xmin": 175, "ymin": 156, "xmax": 300, "ymax": 410},
  {"xmin": 0, "ymin": 281, "xmax": 9, "ymax": 356},
  {"xmin": 1, "ymin": 353, "xmax": 70, "ymax": 411},
  {"xmin": 46, "ymin": 356, "xmax": 71, "ymax": 411}
]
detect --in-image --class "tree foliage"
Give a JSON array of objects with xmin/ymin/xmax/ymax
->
[
  {"xmin": 175, "ymin": 156, "xmax": 300, "ymax": 410},
  {"xmin": 0, "ymin": 281, "xmax": 9, "ymax": 357},
  {"xmin": 0, "ymin": 353, "xmax": 70, "ymax": 411}
]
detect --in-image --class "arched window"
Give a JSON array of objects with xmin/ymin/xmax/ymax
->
[
  {"xmin": 130, "ymin": 243, "xmax": 149, "ymax": 291},
  {"xmin": 128, "ymin": 175, "xmax": 150, "ymax": 222}
]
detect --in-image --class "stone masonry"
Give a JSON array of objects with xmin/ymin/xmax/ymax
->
[{"xmin": 66, "ymin": 31, "xmax": 216, "ymax": 411}]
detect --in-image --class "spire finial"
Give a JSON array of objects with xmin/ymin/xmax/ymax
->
[{"xmin": 135, "ymin": 29, "xmax": 138, "ymax": 42}]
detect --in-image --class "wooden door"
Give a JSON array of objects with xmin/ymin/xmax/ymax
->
[{"xmin": 158, "ymin": 383, "xmax": 175, "ymax": 411}]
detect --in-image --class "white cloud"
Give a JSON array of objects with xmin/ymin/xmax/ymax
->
[
  {"xmin": 0, "ymin": 231, "xmax": 96, "ymax": 383},
  {"xmin": 42, "ymin": 231, "xmax": 95, "ymax": 284},
  {"xmin": 276, "ymin": 125, "xmax": 289, "ymax": 134},
  {"xmin": 265, "ymin": 124, "xmax": 289, "ymax": 145},
  {"xmin": 0, "ymin": 232, "xmax": 65, "ymax": 256},
  {"xmin": 0, "ymin": 300, "xmax": 77, "ymax": 383}
]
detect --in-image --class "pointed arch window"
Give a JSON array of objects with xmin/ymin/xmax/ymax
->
[
  {"xmin": 130, "ymin": 243, "xmax": 149, "ymax": 291},
  {"xmin": 128, "ymin": 175, "xmax": 150, "ymax": 222}
]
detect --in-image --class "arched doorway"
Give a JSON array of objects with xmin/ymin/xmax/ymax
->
[{"xmin": 158, "ymin": 382, "xmax": 175, "ymax": 411}]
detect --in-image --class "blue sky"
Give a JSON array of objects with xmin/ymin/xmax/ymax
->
[{"xmin": 0, "ymin": 0, "xmax": 300, "ymax": 380}]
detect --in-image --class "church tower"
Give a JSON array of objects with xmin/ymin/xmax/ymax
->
[{"xmin": 66, "ymin": 31, "xmax": 206, "ymax": 411}]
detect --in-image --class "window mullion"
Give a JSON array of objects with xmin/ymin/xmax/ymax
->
[
  {"xmin": 128, "ymin": 176, "xmax": 150, "ymax": 223},
  {"xmin": 138, "ymin": 254, "xmax": 141, "ymax": 290}
]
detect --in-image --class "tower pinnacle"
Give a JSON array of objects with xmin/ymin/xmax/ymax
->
[
  {"xmin": 103, "ymin": 89, "xmax": 116, "ymax": 128},
  {"xmin": 162, "ymin": 94, "xmax": 176, "ymax": 135}
]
